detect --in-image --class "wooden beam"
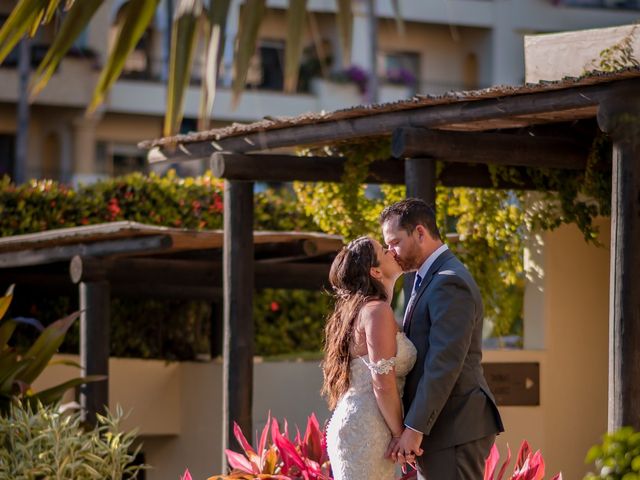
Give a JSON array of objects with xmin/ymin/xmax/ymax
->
[
  {"xmin": 392, "ymin": 128, "xmax": 589, "ymax": 169},
  {"xmin": 404, "ymin": 156, "xmax": 437, "ymax": 308},
  {"xmin": 149, "ymin": 79, "xmax": 631, "ymax": 163},
  {"xmin": 222, "ymin": 180, "xmax": 254, "ymax": 468},
  {"xmin": 211, "ymin": 152, "xmax": 404, "ymax": 184},
  {"xmin": 598, "ymin": 86, "xmax": 640, "ymax": 432},
  {"xmin": 69, "ymin": 256, "xmax": 331, "ymax": 290},
  {"xmin": 210, "ymin": 152, "xmax": 546, "ymax": 190},
  {"xmin": 79, "ymin": 279, "xmax": 110, "ymax": 426},
  {"xmin": 0, "ymin": 235, "xmax": 173, "ymax": 268}
]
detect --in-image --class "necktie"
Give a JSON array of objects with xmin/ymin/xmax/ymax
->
[{"xmin": 403, "ymin": 273, "xmax": 423, "ymax": 328}]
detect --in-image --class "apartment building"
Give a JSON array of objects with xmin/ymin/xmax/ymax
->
[{"xmin": 0, "ymin": 0, "xmax": 638, "ymax": 183}]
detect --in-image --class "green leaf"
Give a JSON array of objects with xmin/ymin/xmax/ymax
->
[
  {"xmin": 199, "ymin": 0, "xmax": 231, "ymax": 130},
  {"xmin": 164, "ymin": 0, "xmax": 203, "ymax": 136},
  {"xmin": 230, "ymin": 0, "xmax": 266, "ymax": 109},
  {"xmin": 283, "ymin": 0, "xmax": 307, "ymax": 93},
  {"xmin": 88, "ymin": 0, "xmax": 160, "ymax": 113},
  {"xmin": 335, "ymin": 0, "xmax": 352, "ymax": 68},
  {"xmin": 0, "ymin": 357, "xmax": 33, "ymax": 393},
  {"xmin": 30, "ymin": 0, "xmax": 104, "ymax": 98},
  {"xmin": 0, "ymin": 284, "xmax": 14, "ymax": 320},
  {"xmin": 19, "ymin": 311, "xmax": 80, "ymax": 385},
  {"xmin": 28, "ymin": 374, "xmax": 106, "ymax": 405},
  {"xmin": 0, "ymin": 0, "xmax": 44, "ymax": 64},
  {"xmin": 0, "ymin": 320, "xmax": 17, "ymax": 351}
]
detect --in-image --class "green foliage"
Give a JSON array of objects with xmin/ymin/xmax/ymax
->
[
  {"xmin": 254, "ymin": 289, "xmax": 333, "ymax": 357},
  {"xmin": 0, "ymin": 400, "xmax": 145, "ymax": 479},
  {"xmin": 584, "ymin": 426, "xmax": 640, "ymax": 480},
  {"xmin": 0, "ymin": 285, "xmax": 103, "ymax": 413}
]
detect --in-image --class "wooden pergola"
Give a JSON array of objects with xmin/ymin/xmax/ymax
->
[
  {"xmin": 140, "ymin": 67, "xmax": 640, "ymax": 464},
  {"xmin": 0, "ymin": 222, "xmax": 342, "ymax": 425}
]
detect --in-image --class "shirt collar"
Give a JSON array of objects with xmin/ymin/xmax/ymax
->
[{"xmin": 416, "ymin": 244, "xmax": 449, "ymax": 280}]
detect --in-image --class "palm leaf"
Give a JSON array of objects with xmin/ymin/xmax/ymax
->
[
  {"xmin": 88, "ymin": 0, "xmax": 160, "ymax": 113},
  {"xmin": 43, "ymin": 0, "xmax": 65, "ymax": 25},
  {"xmin": 283, "ymin": 0, "xmax": 307, "ymax": 93},
  {"xmin": 0, "ymin": 358, "xmax": 33, "ymax": 393},
  {"xmin": 335, "ymin": 0, "xmax": 352, "ymax": 68},
  {"xmin": 230, "ymin": 0, "xmax": 266, "ymax": 109},
  {"xmin": 28, "ymin": 374, "xmax": 106, "ymax": 405},
  {"xmin": 19, "ymin": 311, "xmax": 80, "ymax": 385},
  {"xmin": 0, "ymin": 0, "xmax": 45, "ymax": 64},
  {"xmin": 30, "ymin": 0, "xmax": 103, "ymax": 98},
  {"xmin": 199, "ymin": 0, "xmax": 231, "ymax": 130},
  {"xmin": 164, "ymin": 0, "xmax": 203, "ymax": 136}
]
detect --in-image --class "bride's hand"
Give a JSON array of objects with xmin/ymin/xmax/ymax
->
[{"xmin": 384, "ymin": 431, "xmax": 403, "ymax": 460}]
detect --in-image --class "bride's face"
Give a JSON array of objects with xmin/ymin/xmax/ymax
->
[{"xmin": 371, "ymin": 239, "xmax": 403, "ymax": 281}]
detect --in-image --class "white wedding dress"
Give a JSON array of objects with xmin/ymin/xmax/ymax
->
[{"xmin": 326, "ymin": 331, "xmax": 417, "ymax": 480}]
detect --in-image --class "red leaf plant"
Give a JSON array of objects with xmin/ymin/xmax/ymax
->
[
  {"xmin": 484, "ymin": 441, "xmax": 563, "ymax": 480},
  {"xmin": 206, "ymin": 413, "xmax": 332, "ymax": 480}
]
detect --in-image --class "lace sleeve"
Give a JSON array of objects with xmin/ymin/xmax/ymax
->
[{"xmin": 362, "ymin": 357, "xmax": 396, "ymax": 375}]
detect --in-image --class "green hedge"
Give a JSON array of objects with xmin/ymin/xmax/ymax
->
[{"xmin": 1, "ymin": 172, "xmax": 329, "ymax": 360}]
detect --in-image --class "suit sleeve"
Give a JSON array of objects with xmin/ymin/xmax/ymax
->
[{"xmin": 404, "ymin": 273, "xmax": 476, "ymax": 435}]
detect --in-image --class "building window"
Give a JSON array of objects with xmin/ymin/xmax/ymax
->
[
  {"xmin": 247, "ymin": 40, "xmax": 285, "ymax": 91},
  {"xmin": 382, "ymin": 51, "xmax": 420, "ymax": 94},
  {"xmin": 97, "ymin": 142, "xmax": 147, "ymax": 177},
  {"xmin": 0, "ymin": 134, "xmax": 15, "ymax": 178}
]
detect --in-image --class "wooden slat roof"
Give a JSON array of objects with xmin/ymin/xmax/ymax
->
[
  {"xmin": 139, "ymin": 67, "xmax": 640, "ymax": 152},
  {"xmin": 0, "ymin": 222, "xmax": 343, "ymax": 257}
]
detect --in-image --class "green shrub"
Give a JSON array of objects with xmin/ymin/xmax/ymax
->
[
  {"xmin": 0, "ymin": 400, "xmax": 145, "ymax": 479},
  {"xmin": 585, "ymin": 426, "xmax": 640, "ymax": 479}
]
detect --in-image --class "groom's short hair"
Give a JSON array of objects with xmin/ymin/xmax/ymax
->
[{"xmin": 379, "ymin": 198, "xmax": 441, "ymax": 240}]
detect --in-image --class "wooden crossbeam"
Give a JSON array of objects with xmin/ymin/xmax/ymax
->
[
  {"xmin": 392, "ymin": 128, "xmax": 589, "ymax": 169},
  {"xmin": 210, "ymin": 152, "xmax": 544, "ymax": 189}
]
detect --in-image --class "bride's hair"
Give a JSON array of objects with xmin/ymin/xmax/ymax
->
[{"xmin": 322, "ymin": 236, "xmax": 388, "ymax": 410}]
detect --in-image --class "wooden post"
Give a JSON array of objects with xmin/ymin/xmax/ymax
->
[
  {"xmin": 222, "ymin": 180, "xmax": 254, "ymax": 468},
  {"xmin": 403, "ymin": 157, "xmax": 437, "ymax": 309},
  {"xmin": 597, "ymin": 85, "xmax": 640, "ymax": 431},
  {"xmin": 79, "ymin": 279, "xmax": 110, "ymax": 426}
]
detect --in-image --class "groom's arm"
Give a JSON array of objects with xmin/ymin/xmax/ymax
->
[{"xmin": 404, "ymin": 273, "xmax": 476, "ymax": 435}]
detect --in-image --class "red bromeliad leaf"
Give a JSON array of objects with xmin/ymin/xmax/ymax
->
[
  {"xmin": 550, "ymin": 473, "xmax": 563, "ymax": 480},
  {"xmin": 515, "ymin": 440, "xmax": 531, "ymax": 472},
  {"xmin": 181, "ymin": 468, "xmax": 193, "ymax": 480},
  {"xmin": 233, "ymin": 422, "xmax": 261, "ymax": 470},
  {"xmin": 272, "ymin": 423, "xmax": 306, "ymax": 473},
  {"xmin": 225, "ymin": 449, "xmax": 256, "ymax": 473},
  {"xmin": 484, "ymin": 443, "xmax": 500, "ymax": 480},
  {"xmin": 496, "ymin": 443, "xmax": 512, "ymax": 480},
  {"xmin": 258, "ymin": 412, "xmax": 271, "ymax": 456},
  {"xmin": 303, "ymin": 413, "xmax": 323, "ymax": 463},
  {"xmin": 529, "ymin": 450, "xmax": 545, "ymax": 480}
]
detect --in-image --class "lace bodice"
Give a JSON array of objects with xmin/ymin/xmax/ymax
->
[{"xmin": 326, "ymin": 332, "xmax": 417, "ymax": 480}]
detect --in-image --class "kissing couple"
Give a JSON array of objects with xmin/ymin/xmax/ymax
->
[{"xmin": 322, "ymin": 198, "xmax": 504, "ymax": 480}]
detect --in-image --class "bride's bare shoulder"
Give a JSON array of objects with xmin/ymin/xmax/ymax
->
[{"xmin": 360, "ymin": 300, "xmax": 395, "ymax": 323}]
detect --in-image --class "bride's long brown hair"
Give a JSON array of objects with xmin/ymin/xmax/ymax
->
[{"xmin": 321, "ymin": 236, "xmax": 388, "ymax": 410}]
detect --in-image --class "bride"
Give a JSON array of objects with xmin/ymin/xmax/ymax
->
[{"xmin": 322, "ymin": 236, "xmax": 418, "ymax": 480}]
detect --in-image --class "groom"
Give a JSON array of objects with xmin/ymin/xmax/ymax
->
[{"xmin": 381, "ymin": 198, "xmax": 504, "ymax": 479}]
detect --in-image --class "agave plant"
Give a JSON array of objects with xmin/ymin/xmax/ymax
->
[
  {"xmin": 484, "ymin": 440, "xmax": 563, "ymax": 480},
  {"xmin": 200, "ymin": 413, "xmax": 332, "ymax": 480},
  {"xmin": 0, "ymin": 284, "xmax": 104, "ymax": 412}
]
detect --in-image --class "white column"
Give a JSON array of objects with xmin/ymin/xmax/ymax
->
[
  {"xmin": 220, "ymin": 0, "xmax": 241, "ymax": 88},
  {"xmin": 490, "ymin": 0, "xmax": 525, "ymax": 86},
  {"xmin": 72, "ymin": 116, "xmax": 100, "ymax": 186},
  {"xmin": 351, "ymin": 4, "xmax": 370, "ymax": 70}
]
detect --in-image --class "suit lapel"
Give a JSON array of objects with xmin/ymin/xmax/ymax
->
[{"xmin": 404, "ymin": 249, "xmax": 454, "ymax": 334}]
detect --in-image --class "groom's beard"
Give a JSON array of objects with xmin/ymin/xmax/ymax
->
[{"xmin": 396, "ymin": 246, "xmax": 422, "ymax": 272}]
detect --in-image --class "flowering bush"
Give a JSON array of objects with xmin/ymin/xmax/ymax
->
[
  {"xmin": 386, "ymin": 67, "xmax": 416, "ymax": 87},
  {"xmin": 330, "ymin": 65, "xmax": 369, "ymax": 93}
]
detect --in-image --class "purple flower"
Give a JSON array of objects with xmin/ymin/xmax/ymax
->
[{"xmin": 386, "ymin": 67, "xmax": 416, "ymax": 86}]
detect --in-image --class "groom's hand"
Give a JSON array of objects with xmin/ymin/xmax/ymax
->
[{"xmin": 392, "ymin": 428, "xmax": 424, "ymax": 466}]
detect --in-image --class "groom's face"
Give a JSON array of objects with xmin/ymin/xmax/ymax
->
[{"xmin": 382, "ymin": 216, "xmax": 422, "ymax": 272}]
